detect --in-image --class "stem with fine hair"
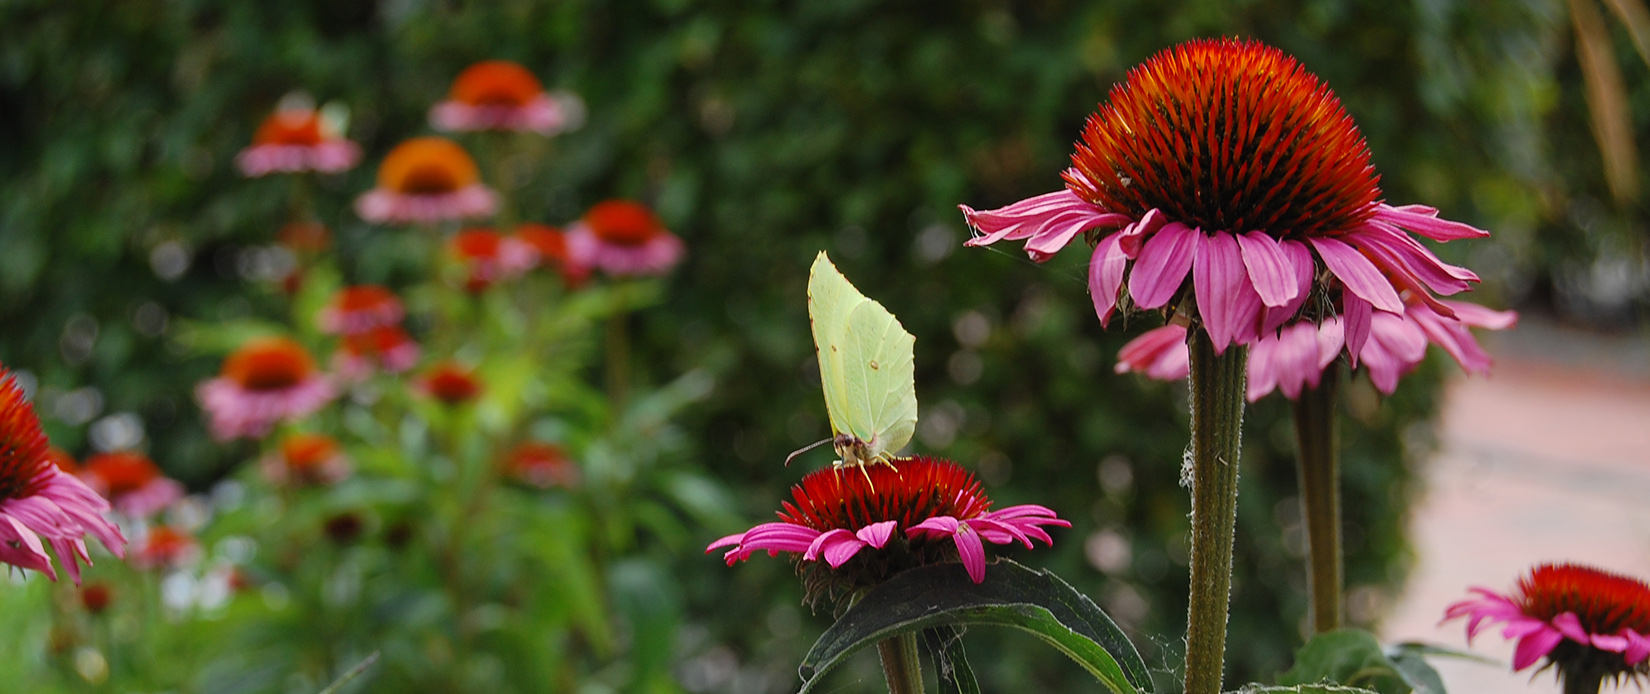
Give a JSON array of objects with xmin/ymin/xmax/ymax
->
[
  {"xmin": 1293, "ymin": 367, "xmax": 1343, "ymax": 633},
  {"xmin": 1182, "ymin": 330, "xmax": 1247, "ymax": 694},
  {"xmin": 876, "ymin": 633, "xmax": 925, "ymax": 694},
  {"xmin": 1563, "ymin": 668, "xmax": 1605, "ymax": 694}
]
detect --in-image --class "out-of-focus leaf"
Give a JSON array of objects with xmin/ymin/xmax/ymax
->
[{"xmin": 1571, "ymin": 0, "xmax": 1640, "ymax": 203}]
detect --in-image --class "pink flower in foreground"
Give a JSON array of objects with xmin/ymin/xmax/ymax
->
[
  {"xmin": 566, "ymin": 200, "xmax": 685, "ymax": 278},
  {"xmin": 960, "ymin": 38, "xmax": 1488, "ymax": 364},
  {"xmin": 429, "ymin": 60, "xmax": 584, "ymax": 135},
  {"xmin": 355, "ymin": 137, "xmax": 497, "ymax": 225},
  {"xmin": 1117, "ymin": 296, "xmax": 1516, "ymax": 400},
  {"xmin": 708, "ymin": 456, "xmax": 1068, "ymax": 605},
  {"xmin": 0, "ymin": 367, "xmax": 125, "ymax": 583},
  {"xmin": 196, "ymin": 337, "xmax": 335, "ymax": 440},
  {"xmin": 80, "ymin": 451, "xmax": 185, "ymax": 518},
  {"xmin": 236, "ymin": 105, "xmax": 361, "ymax": 177},
  {"xmin": 1445, "ymin": 563, "xmax": 1650, "ymax": 688}
]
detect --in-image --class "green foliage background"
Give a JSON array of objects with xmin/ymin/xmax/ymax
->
[{"xmin": 3, "ymin": 0, "xmax": 1629, "ymax": 691}]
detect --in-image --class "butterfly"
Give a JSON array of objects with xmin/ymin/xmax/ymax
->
[{"xmin": 786, "ymin": 252, "xmax": 918, "ymax": 479}]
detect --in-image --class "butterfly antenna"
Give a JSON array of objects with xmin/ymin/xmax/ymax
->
[{"xmin": 784, "ymin": 437, "xmax": 833, "ymax": 467}]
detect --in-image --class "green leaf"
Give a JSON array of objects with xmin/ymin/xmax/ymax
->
[
  {"xmin": 1280, "ymin": 629, "xmax": 1451, "ymax": 694},
  {"xmin": 1235, "ymin": 686, "xmax": 1381, "ymax": 693},
  {"xmin": 798, "ymin": 559, "xmax": 1150, "ymax": 693},
  {"xmin": 923, "ymin": 626, "xmax": 980, "ymax": 694},
  {"xmin": 1384, "ymin": 642, "xmax": 1485, "ymax": 694}
]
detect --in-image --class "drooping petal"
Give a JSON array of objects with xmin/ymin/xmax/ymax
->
[
  {"xmin": 1374, "ymin": 203, "xmax": 1490, "ymax": 241},
  {"xmin": 1624, "ymin": 629, "xmax": 1650, "ymax": 665},
  {"xmin": 1592, "ymin": 633, "xmax": 1631, "ymax": 653},
  {"xmin": 1236, "ymin": 231, "xmax": 1299, "ymax": 307},
  {"xmin": 959, "ymin": 190, "xmax": 1130, "ymax": 259},
  {"xmin": 1551, "ymin": 612, "xmax": 1591, "ymax": 644},
  {"xmin": 0, "ymin": 515, "xmax": 55, "ymax": 580},
  {"xmin": 1311, "ymin": 237, "xmax": 1403, "ymax": 313},
  {"xmin": 1263, "ymin": 240, "xmax": 1317, "ymax": 333},
  {"xmin": 1446, "ymin": 300, "xmax": 1518, "ymax": 330},
  {"xmin": 1128, "ymin": 222, "xmax": 1200, "ymax": 309},
  {"xmin": 1341, "ymin": 295, "xmax": 1373, "ymax": 367},
  {"xmin": 1089, "ymin": 232, "xmax": 1130, "ymax": 327},
  {"xmin": 953, "ymin": 522, "xmax": 987, "ymax": 583},
  {"xmin": 1192, "ymin": 231, "xmax": 1263, "ymax": 352},
  {"xmin": 1511, "ymin": 626, "xmax": 1564, "ymax": 671},
  {"xmin": 807, "ymin": 529, "xmax": 869, "ymax": 568},
  {"xmin": 856, "ymin": 520, "xmax": 898, "ymax": 549},
  {"xmin": 1115, "ymin": 325, "xmax": 1190, "ymax": 381},
  {"xmin": 1273, "ymin": 321, "xmax": 1327, "ymax": 400},
  {"xmin": 1346, "ymin": 223, "xmax": 1476, "ymax": 295}
]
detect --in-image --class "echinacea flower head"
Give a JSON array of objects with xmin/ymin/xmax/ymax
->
[
  {"xmin": 1446, "ymin": 563, "xmax": 1650, "ymax": 687},
  {"xmin": 196, "ymin": 337, "xmax": 335, "ymax": 441},
  {"xmin": 132, "ymin": 525, "xmax": 198, "ymax": 571},
  {"xmin": 502, "ymin": 442, "xmax": 580, "ymax": 489},
  {"xmin": 514, "ymin": 223, "xmax": 591, "ymax": 286},
  {"xmin": 707, "ymin": 456, "xmax": 1069, "ymax": 607},
  {"xmin": 1117, "ymin": 295, "xmax": 1516, "ymax": 401},
  {"xmin": 566, "ymin": 200, "xmax": 686, "ymax": 277},
  {"xmin": 334, "ymin": 325, "xmax": 420, "ymax": 380},
  {"xmin": 236, "ymin": 105, "xmax": 361, "ymax": 177},
  {"xmin": 430, "ymin": 60, "xmax": 585, "ymax": 135},
  {"xmin": 80, "ymin": 451, "xmax": 185, "ymax": 518},
  {"xmin": 448, "ymin": 228, "xmax": 536, "ymax": 291},
  {"xmin": 317, "ymin": 285, "xmax": 405, "ymax": 335},
  {"xmin": 0, "ymin": 367, "xmax": 125, "ymax": 583},
  {"xmin": 417, "ymin": 361, "xmax": 482, "ymax": 405},
  {"xmin": 961, "ymin": 38, "xmax": 1488, "ymax": 363},
  {"xmin": 262, "ymin": 433, "xmax": 350, "ymax": 487},
  {"xmin": 354, "ymin": 137, "xmax": 498, "ymax": 225},
  {"xmin": 81, "ymin": 583, "xmax": 112, "ymax": 614}
]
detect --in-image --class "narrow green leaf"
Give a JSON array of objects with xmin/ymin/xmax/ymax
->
[
  {"xmin": 316, "ymin": 651, "xmax": 378, "ymax": 694},
  {"xmin": 923, "ymin": 626, "xmax": 980, "ymax": 694},
  {"xmin": 798, "ymin": 560, "xmax": 1150, "ymax": 694},
  {"xmin": 1235, "ymin": 686, "xmax": 1381, "ymax": 693}
]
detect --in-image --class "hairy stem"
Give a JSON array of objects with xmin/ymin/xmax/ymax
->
[
  {"xmin": 1183, "ymin": 331, "xmax": 1247, "ymax": 694},
  {"xmin": 877, "ymin": 633, "xmax": 925, "ymax": 694},
  {"xmin": 1293, "ymin": 368, "xmax": 1343, "ymax": 633}
]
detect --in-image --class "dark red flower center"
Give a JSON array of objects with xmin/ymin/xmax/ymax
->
[
  {"xmin": 344, "ymin": 325, "xmax": 414, "ymax": 357},
  {"xmin": 252, "ymin": 110, "xmax": 325, "ymax": 146},
  {"xmin": 514, "ymin": 223, "xmax": 567, "ymax": 260},
  {"xmin": 377, "ymin": 137, "xmax": 479, "ymax": 195},
  {"xmin": 450, "ymin": 229, "xmax": 504, "ymax": 260},
  {"xmin": 331, "ymin": 285, "xmax": 400, "ymax": 315},
  {"xmin": 1518, "ymin": 563, "xmax": 1650, "ymax": 636},
  {"xmin": 281, "ymin": 433, "xmax": 339, "ymax": 472},
  {"xmin": 448, "ymin": 60, "xmax": 544, "ymax": 107},
  {"xmin": 779, "ymin": 456, "xmax": 992, "ymax": 532},
  {"xmin": 422, "ymin": 362, "xmax": 482, "ymax": 404},
  {"xmin": 0, "ymin": 372, "xmax": 50, "ymax": 501},
  {"xmin": 83, "ymin": 451, "xmax": 163, "ymax": 496},
  {"xmin": 584, "ymin": 200, "xmax": 663, "ymax": 246},
  {"xmin": 1068, "ymin": 37, "xmax": 1380, "ymax": 239},
  {"xmin": 222, "ymin": 337, "xmax": 316, "ymax": 391}
]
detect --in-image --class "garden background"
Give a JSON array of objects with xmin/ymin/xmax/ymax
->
[{"xmin": 2, "ymin": 0, "xmax": 1646, "ymax": 692}]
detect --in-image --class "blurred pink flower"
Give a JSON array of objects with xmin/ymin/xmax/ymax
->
[
  {"xmin": 237, "ymin": 106, "xmax": 360, "ymax": 177},
  {"xmin": 708, "ymin": 456, "xmax": 1068, "ymax": 589},
  {"xmin": 429, "ymin": 60, "xmax": 584, "ymax": 135},
  {"xmin": 261, "ymin": 433, "xmax": 351, "ymax": 488},
  {"xmin": 566, "ymin": 200, "xmax": 685, "ymax": 277},
  {"xmin": 318, "ymin": 285, "xmax": 405, "ymax": 335},
  {"xmin": 196, "ymin": 337, "xmax": 334, "ymax": 440},
  {"xmin": 333, "ymin": 325, "xmax": 420, "ymax": 381},
  {"xmin": 80, "ymin": 450, "xmax": 184, "ymax": 518},
  {"xmin": 449, "ymin": 228, "xmax": 536, "ymax": 291},
  {"xmin": 0, "ymin": 367, "xmax": 125, "ymax": 584},
  {"xmin": 1445, "ymin": 563, "xmax": 1650, "ymax": 684},
  {"xmin": 960, "ymin": 39, "xmax": 1487, "ymax": 361},
  {"xmin": 355, "ymin": 137, "xmax": 497, "ymax": 225}
]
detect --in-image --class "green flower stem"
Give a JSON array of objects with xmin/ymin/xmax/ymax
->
[
  {"xmin": 876, "ymin": 633, "xmax": 925, "ymax": 694},
  {"xmin": 1292, "ymin": 367, "xmax": 1343, "ymax": 633},
  {"xmin": 1183, "ymin": 330, "xmax": 1247, "ymax": 694},
  {"xmin": 606, "ymin": 310, "xmax": 631, "ymax": 409},
  {"xmin": 1564, "ymin": 669, "xmax": 1605, "ymax": 694}
]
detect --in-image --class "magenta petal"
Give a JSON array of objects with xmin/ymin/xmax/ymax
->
[
  {"xmin": 706, "ymin": 532, "xmax": 747, "ymax": 553},
  {"xmin": 908, "ymin": 515, "xmax": 961, "ymax": 538},
  {"xmin": 1512, "ymin": 626, "xmax": 1564, "ymax": 671},
  {"xmin": 1272, "ymin": 321, "xmax": 1326, "ymax": 400},
  {"xmin": 1090, "ymin": 232, "xmax": 1129, "ymax": 327},
  {"xmin": 953, "ymin": 522, "xmax": 987, "ymax": 583},
  {"xmin": 1311, "ymin": 237, "xmax": 1404, "ymax": 313},
  {"xmin": 959, "ymin": 190, "xmax": 1129, "ymax": 259},
  {"xmin": 1115, "ymin": 325, "xmax": 1190, "ymax": 381},
  {"xmin": 857, "ymin": 520, "xmax": 898, "ymax": 549},
  {"xmin": 1236, "ymin": 231, "xmax": 1299, "ymax": 307},
  {"xmin": 805, "ymin": 528, "xmax": 855, "ymax": 562},
  {"xmin": 1592, "ymin": 633, "xmax": 1630, "ymax": 653},
  {"xmin": 815, "ymin": 530, "xmax": 870, "ymax": 568},
  {"xmin": 1375, "ymin": 203, "xmax": 1490, "ymax": 241},
  {"xmin": 1342, "ymin": 296, "xmax": 1373, "ymax": 367},
  {"xmin": 1117, "ymin": 208, "xmax": 1167, "ymax": 257},
  {"xmin": 1552, "ymin": 612, "xmax": 1590, "ymax": 643},
  {"xmin": 1445, "ymin": 300, "xmax": 1518, "ymax": 330},
  {"xmin": 1192, "ymin": 232, "xmax": 1263, "ymax": 352},
  {"xmin": 1263, "ymin": 240, "xmax": 1317, "ymax": 333},
  {"xmin": 1127, "ymin": 221, "xmax": 1199, "ymax": 309},
  {"xmin": 1624, "ymin": 629, "xmax": 1650, "ymax": 665}
]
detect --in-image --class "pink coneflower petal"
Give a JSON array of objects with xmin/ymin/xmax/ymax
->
[
  {"xmin": 1361, "ymin": 311, "xmax": 1429, "ymax": 394},
  {"xmin": 1127, "ymin": 221, "xmax": 1199, "ymax": 310},
  {"xmin": 959, "ymin": 190, "xmax": 1130, "ymax": 253},
  {"xmin": 858, "ymin": 520, "xmax": 898, "ymax": 549},
  {"xmin": 1375, "ymin": 203, "xmax": 1490, "ymax": 241},
  {"xmin": 1341, "ymin": 294, "xmax": 1374, "ymax": 367},
  {"xmin": 1115, "ymin": 325, "xmax": 1190, "ymax": 381},
  {"xmin": 1625, "ymin": 630, "xmax": 1650, "ymax": 664},
  {"xmin": 1193, "ymin": 231, "xmax": 1264, "ymax": 352},
  {"xmin": 1089, "ymin": 233, "xmax": 1130, "ymax": 326},
  {"xmin": 1348, "ymin": 223, "xmax": 1476, "ymax": 295},
  {"xmin": 1311, "ymin": 237, "xmax": 1403, "ymax": 313},
  {"xmin": 1262, "ymin": 240, "xmax": 1318, "ymax": 333},
  {"xmin": 1512, "ymin": 626, "xmax": 1565, "ymax": 670},
  {"xmin": 1236, "ymin": 231, "xmax": 1299, "ymax": 308}
]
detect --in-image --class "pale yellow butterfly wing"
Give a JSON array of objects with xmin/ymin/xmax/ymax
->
[{"xmin": 806, "ymin": 251, "xmax": 917, "ymax": 464}]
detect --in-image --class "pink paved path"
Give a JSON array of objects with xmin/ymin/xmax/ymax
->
[{"xmin": 1380, "ymin": 323, "xmax": 1650, "ymax": 692}]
